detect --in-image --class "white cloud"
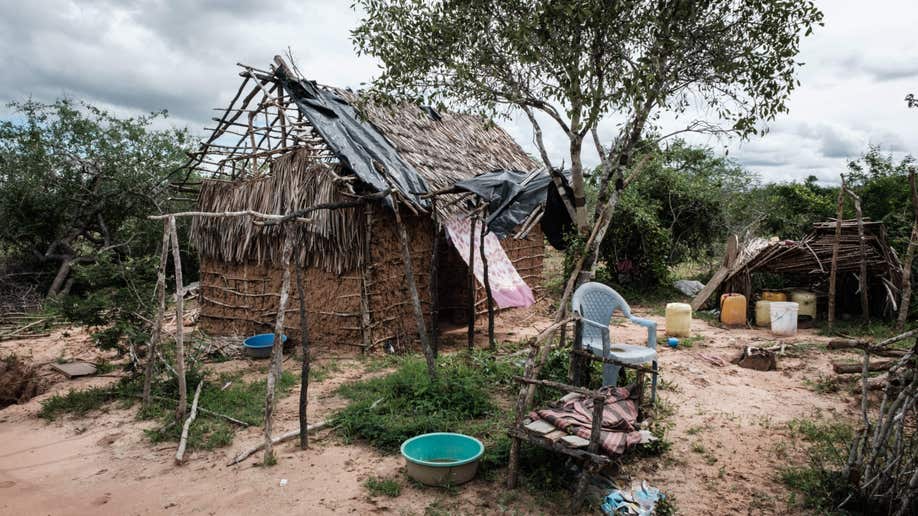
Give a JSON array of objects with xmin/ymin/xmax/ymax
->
[{"xmin": 1, "ymin": 0, "xmax": 915, "ymax": 183}]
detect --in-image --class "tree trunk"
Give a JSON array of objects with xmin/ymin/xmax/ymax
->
[
  {"xmin": 897, "ymin": 169, "xmax": 918, "ymax": 330},
  {"xmin": 168, "ymin": 216, "xmax": 187, "ymax": 424},
  {"xmin": 828, "ymin": 177, "xmax": 846, "ymax": 329},
  {"xmin": 47, "ymin": 257, "xmax": 74, "ymax": 298},
  {"xmin": 143, "ymin": 220, "xmax": 171, "ymax": 408},
  {"xmin": 264, "ymin": 230, "xmax": 293, "ymax": 464},
  {"xmin": 294, "ymin": 262, "xmax": 310, "ymax": 450},
  {"xmin": 569, "ymin": 134, "xmax": 588, "ymax": 233}
]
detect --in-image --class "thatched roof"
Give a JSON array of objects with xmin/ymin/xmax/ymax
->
[
  {"xmin": 339, "ymin": 90, "xmax": 536, "ymax": 195},
  {"xmin": 192, "ymin": 151, "xmax": 365, "ymax": 274}
]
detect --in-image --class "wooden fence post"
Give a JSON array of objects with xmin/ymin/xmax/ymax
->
[
  {"xmin": 828, "ymin": 176, "xmax": 846, "ymax": 330},
  {"xmin": 467, "ymin": 213, "xmax": 478, "ymax": 350},
  {"xmin": 264, "ymin": 229, "xmax": 293, "ymax": 464},
  {"xmin": 897, "ymin": 168, "xmax": 918, "ymax": 329},
  {"xmin": 295, "ymin": 262, "xmax": 310, "ymax": 450},
  {"xmin": 479, "ymin": 212, "xmax": 496, "ymax": 351}
]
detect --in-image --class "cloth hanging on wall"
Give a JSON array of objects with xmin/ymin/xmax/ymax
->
[{"xmin": 445, "ymin": 216, "xmax": 535, "ymax": 309}]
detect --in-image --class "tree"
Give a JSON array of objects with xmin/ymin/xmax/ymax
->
[
  {"xmin": 353, "ymin": 0, "xmax": 823, "ymax": 304},
  {"xmin": 0, "ymin": 99, "xmax": 191, "ymax": 297}
]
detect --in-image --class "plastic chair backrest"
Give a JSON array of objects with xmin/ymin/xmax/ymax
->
[{"xmin": 571, "ymin": 282, "xmax": 632, "ymax": 344}]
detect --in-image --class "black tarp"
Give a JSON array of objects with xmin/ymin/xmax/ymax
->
[
  {"xmin": 452, "ymin": 169, "xmax": 573, "ymax": 248},
  {"xmin": 276, "ymin": 69, "xmax": 428, "ymax": 207}
]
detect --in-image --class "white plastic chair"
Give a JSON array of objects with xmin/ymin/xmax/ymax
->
[{"xmin": 571, "ymin": 282, "xmax": 659, "ymax": 403}]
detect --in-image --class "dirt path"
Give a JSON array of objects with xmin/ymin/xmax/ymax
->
[{"xmin": 0, "ymin": 308, "xmax": 860, "ymax": 515}]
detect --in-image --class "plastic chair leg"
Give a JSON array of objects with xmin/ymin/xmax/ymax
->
[
  {"xmin": 601, "ymin": 363, "xmax": 621, "ymax": 387},
  {"xmin": 650, "ymin": 360, "xmax": 658, "ymax": 404}
]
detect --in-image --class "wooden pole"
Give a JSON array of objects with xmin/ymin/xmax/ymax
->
[
  {"xmin": 360, "ymin": 203, "xmax": 376, "ymax": 351},
  {"xmin": 263, "ymin": 229, "xmax": 294, "ymax": 464},
  {"xmin": 429, "ymin": 199, "xmax": 441, "ymax": 357},
  {"xmin": 479, "ymin": 213, "xmax": 496, "ymax": 351},
  {"xmin": 389, "ymin": 193, "xmax": 436, "ymax": 381},
  {"xmin": 143, "ymin": 220, "xmax": 170, "ymax": 408},
  {"xmin": 897, "ymin": 168, "xmax": 918, "ymax": 330},
  {"xmin": 227, "ymin": 421, "xmax": 330, "ymax": 466},
  {"xmin": 175, "ymin": 380, "xmax": 203, "ymax": 465},
  {"xmin": 294, "ymin": 262, "xmax": 310, "ymax": 450},
  {"xmin": 828, "ymin": 176, "xmax": 846, "ymax": 330},
  {"xmin": 467, "ymin": 213, "xmax": 478, "ymax": 350},
  {"xmin": 846, "ymin": 186, "xmax": 870, "ymax": 322},
  {"xmin": 168, "ymin": 216, "xmax": 187, "ymax": 424}
]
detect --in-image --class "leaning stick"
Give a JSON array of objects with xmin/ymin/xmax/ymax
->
[
  {"xmin": 168, "ymin": 217, "xmax": 187, "ymax": 424},
  {"xmin": 175, "ymin": 380, "xmax": 203, "ymax": 465},
  {"xmin": 143, "ymin": 220, "xmax": 170, "ymax": 408},
  {"xmin": 227, "ymin": 421, "xmax": 330, "ymax": 466},
  {"xmin": 828, "ymin": 176, "xmax": 845, "ymax": 330}
]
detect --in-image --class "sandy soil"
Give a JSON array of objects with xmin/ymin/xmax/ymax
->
[{"xmin": 0, "ymin": 307, "xmax": 862, "ymax": 515}]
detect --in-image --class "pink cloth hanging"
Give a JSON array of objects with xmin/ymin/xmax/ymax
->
[{"xmin": 445, "ymin": 216, "xmax": 535, "ymax": 309}]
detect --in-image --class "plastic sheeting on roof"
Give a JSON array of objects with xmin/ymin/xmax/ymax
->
[
  {"xmin": 276, "ymin": 68, "xmax": 428, "ymax": 208},
  {"xmin": 452, "ymin": 168, "xmax": 574, "ymax": 248}
]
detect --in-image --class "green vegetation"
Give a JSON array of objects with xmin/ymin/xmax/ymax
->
[
  {"xmin": 364, "ymin": 476, "xmax": 402, "ymax": 497},
  {"xmin": 779, "ymin": 417, "xmax": 854, "ymax": 512},
  {"xmin": 40, "ymin": 369, "xmax": 297, "ymax": 450}
]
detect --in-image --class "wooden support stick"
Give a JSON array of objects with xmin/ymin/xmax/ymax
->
[
  {"xmin": 143, "ymin": 220, "xmax": 170, "ymax": 408},
  {"xmin": 227, "ymin": 421, "xmax": 330, "ymax": 466},
  {"xmin": 480, "ymin": 213, "xmax": 496, "ymax": 351},
  {"xmin": 467, "ymin": 213, "xmax": 477, "ymax": 351},
  {"xmin": 168, "ymin": 216, "xmax": 187, "ymax": 424},
  {"xmin": 845, "ymin": 186, "xmax": 870, "ymax": 322},
  {"xmin": 897, "ymin": 168, "xmax": 918, "ymax": 330},
  {"xmin": 389, "ymin": 191, "xmax": 436, "ymax": 381},
  {"xmin": 828, "ymin": 177, "xmax": 846, "ymax": 330},
  {"xmin": 263, "ymin": 229, "xmax": 293, "ymax": 464},
  {"xmin": 294, "ymin": 262, "xmax": 310, "ymax": 450},
  {"xmin": 429, "ymin": 200, "xmax": 441, "ymax": 357},
  {"xmin": 175, "ymin": 380, "xmax": 203, "ymax": 465}
]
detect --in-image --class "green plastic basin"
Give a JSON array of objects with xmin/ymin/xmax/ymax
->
[{"xmin": 400, "ymin": 433, "xmax": 484, "ymax": 486}]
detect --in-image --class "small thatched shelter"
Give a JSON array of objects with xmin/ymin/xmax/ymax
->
[
  {"xmin": 183, "ymin": 57, "xmax": 554, "ymax": 350},
  {"xmin": 693, "ymin": 219, "xmax": 904, "ymax": 319}
]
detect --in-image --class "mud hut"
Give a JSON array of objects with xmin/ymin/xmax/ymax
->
[{"xmin": 183, "ymin": 57, "xmax": 555, "ymax": 350}]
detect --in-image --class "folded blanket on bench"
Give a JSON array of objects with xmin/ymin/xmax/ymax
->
[{"xmin": 529, "ymin": 385, "xmax": 644, "ymax": 455}]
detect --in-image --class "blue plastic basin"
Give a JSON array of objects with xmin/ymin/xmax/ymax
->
[
  {"xmin": 243, "ymin": 333, "xmax": 287, "ymax": 358},
  {"xmin": 400, "ymin": 433, "xmax": 484, "ymax": 486}
]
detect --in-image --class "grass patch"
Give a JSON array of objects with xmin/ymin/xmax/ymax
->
[
  {"xmin": 804, "ymin": 375, "xmax": 839, "ymax": 394},
  {"xmin": 678, "ymin": 335, "xmax": 703, "ymax": 349},
  {"xmin": 365, "ymin": 476, "xmax": 402, "ymax": 497},
  {"xmin": 309, "ymin": 360, "xmax": 342, "ymax": 382},
  {"xmin": 40, "ymin": 368, "xmax": 297, "ymax": 451},
  {"xmin": 779, "ymin": 417, "xmax": 854, "ymax": 512}
]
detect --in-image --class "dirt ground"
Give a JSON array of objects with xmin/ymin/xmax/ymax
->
[{"xmin": 0, "ymin": 307, "xmax": 862, "ymax": 515}]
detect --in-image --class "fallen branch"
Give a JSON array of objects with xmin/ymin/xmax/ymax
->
[
  {"xmin": 227, "ymin": 421, "xmax": 330, "ymax": 466},
  {"xmin": 175, "ymin": 380, "xmax": 203, "ymax": 465},
  {"xmin": 832, "ymin": 359, "xmax": 895, "ymax": 374}
]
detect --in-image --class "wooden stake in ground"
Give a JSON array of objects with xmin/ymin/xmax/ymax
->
[
  {"xmin": 263, "ymin": 229, "xmax": 294, "ymax": 464},
  {"xmin": 845, "ymin": 186, "xmax": 870, "ymax": 322},
  {"xmin": 897, "ymin": 168, "xmax": 918, "ymax": 330},
  {"xmin": 175, "ymin": 380, "xmax": 203, "ymax": 465},
  {"xmin": 429, "ymin": 198, "xmax": 441, "ymax": 356},
  {"xmin": 294, "ymin": 262, "xmax": 310, "ymax": 450},
  {"xmin": 828, "ymin": 176, "xmax": 846, "ymax": 330},
  {"xmin": 388, "ymin": 191, "xmax": 436, "ymax": 381},
  {"xmin": 479, "ymin": 213, "xmax": 496, "ymax": 351},
  {"xmin": 143, "ymin": 220, "xmax": 171, "ymax": 408},
  {"xmin": 467, "ymin": 213, "xmax": 478, "ymax": 350},
  {"xmin": 168, "ymin": 216, "xmax": 187, "ymax": 423}
]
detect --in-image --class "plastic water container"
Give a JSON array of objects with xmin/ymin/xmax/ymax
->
[
  {"xmin": 791, "ymin": 291, "xmax": 817, "ymax": 320},
  {"xmin": 720, "ymin": 293, "xmax": 747, "ymax": 326},
  {"xmin": 762, "ymin": 291, "xmax": 787, "ymax": 302},
  {"xmin": 665, "ymin": 303, "xmax": 692, "ymax": 337},
  {"xmin": 755, "ymin": 300, "xmax": 772, "ymax": 327},
  {"xmin": 770, "ymin": 302, "xmax": 799, "ymax": 336}
]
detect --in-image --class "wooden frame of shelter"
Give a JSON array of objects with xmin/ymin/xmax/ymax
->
[
  {"xmin": 178, "ymin": 55, "xmax": 546, "ymax": 354},
  {"xmin": 692, "ymin": 218, "xmax": 904, "ymax": 321}
]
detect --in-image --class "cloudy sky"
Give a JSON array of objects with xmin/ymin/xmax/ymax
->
[{"xmin": 1, "ymin": 0, "xmax": 914, "ymax": 184}]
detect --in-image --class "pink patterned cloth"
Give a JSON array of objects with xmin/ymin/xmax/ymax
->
[{"xmin": 445, "ymin": 216, "xmax": 535, "ymax": 309}]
